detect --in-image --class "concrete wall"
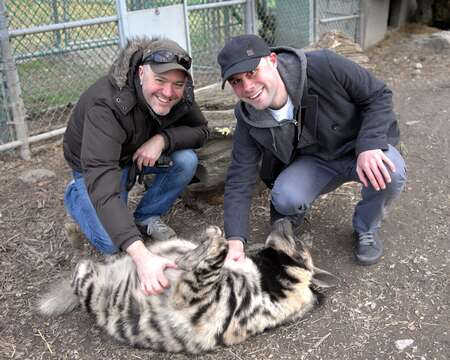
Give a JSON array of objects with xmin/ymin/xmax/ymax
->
[{"xmin": 361, "ymin": 0, "xmax": 391, "ymax": 49}]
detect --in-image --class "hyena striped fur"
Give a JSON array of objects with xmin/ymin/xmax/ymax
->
[{"xmin": 38, "ymin": 219, "xmax": 337, "ymax": 353}]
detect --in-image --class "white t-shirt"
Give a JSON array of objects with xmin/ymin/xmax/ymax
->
[{"xmin": 269, "ymin": 96, "xmax": 294, "ymax": 122}]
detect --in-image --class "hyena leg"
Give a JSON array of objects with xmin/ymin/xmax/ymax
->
[
  {"xmin": 172, "ymin": 226, "xmax": 228, "ymax": 307},
  {"xmin": 71, "ymin": 259, "xmax": 97, "ymax": 313}
]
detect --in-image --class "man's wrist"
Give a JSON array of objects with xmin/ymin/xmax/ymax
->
[
  {"xmin": 152, "ymin": 133, "xmax": 167, "ymax": 151},
  {"xmin": 227, "ymin": 237, "xmax": 246, "ymax": 244},
  {"xmin": 126, "ymin": 239, "xmax": 151, "ymax": 260}
]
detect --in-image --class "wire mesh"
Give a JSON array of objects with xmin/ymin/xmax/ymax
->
[
  {"xmin": 256, "ymin": 0, "xmax": 312, "ymax": 48},
  {"xmin": 5, "ymin": 0, "xmax": 119, "ymax": 138},
  {"xmin": 1, "ymin": 0, "xmax": 362, "ymax": 150},
  {"xmin": 318, "ymin": 0, "xmax": 360, "ymax": 42},
  {"xmin": 188, "ymin": 2, "xmax": 247, "ymax": 87}
]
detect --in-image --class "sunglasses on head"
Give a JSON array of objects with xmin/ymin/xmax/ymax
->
[{"xmin": 142, "ymin": 50, "xmax": 192, "ymax": 70}]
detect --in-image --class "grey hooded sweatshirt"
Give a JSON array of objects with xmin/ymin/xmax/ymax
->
[{"xmin": 224, "ymin": 47, "xmax": 399, "ymax": 242}]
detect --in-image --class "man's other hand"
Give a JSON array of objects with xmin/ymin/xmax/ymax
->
[
  {"xmin": 132, "ymin": 134, "xmax": 165, "ymax": 170},
  {"xmin": 356, "ymin": 149, "xmax": 396, "ymax": 191}
]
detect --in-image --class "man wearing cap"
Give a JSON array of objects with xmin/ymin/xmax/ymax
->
[
  {"xmin": 63, "ymin": 37, "xmax": 208, "ymax": 295},
  {"xmin": 218, "ymin": 35, "xmax": 406, "ymax": 266}
]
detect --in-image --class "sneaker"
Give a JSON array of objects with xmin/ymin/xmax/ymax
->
[
  {"xmin": 136, "ymin": 216, "xmax": 176, "ymax": 242},
  {"xmin": 269, "ymin": 203, "xmax": 304, "ymax": 236},
  {"xmin": 353, "ymin": 231, "xmax": 383, "ymax": 266}
]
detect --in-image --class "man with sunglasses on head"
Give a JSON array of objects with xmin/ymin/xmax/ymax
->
[
  {"xmin": 63, "ymin": 37, "xmax": 208, "ymax": 295},
  {"xmin": 218, "ymin": 34, "xmax": 406, "ymax": 266}
]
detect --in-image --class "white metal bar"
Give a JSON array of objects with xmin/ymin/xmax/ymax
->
[
  {"xmin": 314, "ymin": 0, "xmax": 319, "ymax": 43},
  {"xmin": 188, "ymin": 0, "xmax": 246, "ymax": 11},
  {"xmin": 183, "ymin": 0, "xmax": 193, "ymax": 83},
  {"xmin": 245, "ymin": 0, "xmax": 257, "ymax": 34},
  {"xmin": 0, "ymin": 127, "xmax": 66, "ymax": 152},
  {"xmin": 115, "ymin": 0, "xmax": 128, "ymax": 48},
  {"xmin": 320, "ymin": 14, "xmax": 360, "ymax": 24},
  {"xmin": 8, "ymin": 16, "xmax": 118, "ymax": 38}
]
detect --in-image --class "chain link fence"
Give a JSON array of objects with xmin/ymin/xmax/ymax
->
[
  {"xmin": 0, "ymin": 0, "xmax": 362, "ymax": 157},
  {"xmin": 6, "ymin": 0, "xmax": 119, "ymax": 139},
  {"xmin": 189, "ymin": 1, "xmax": 248, "ymax": 86},
  {"xmin": 317, "ymin": 0, "xmax": 361, "ymax": 43},
  {"xmin": 256, "ymin": 0, "xmax": 312, "ymax": 48}
]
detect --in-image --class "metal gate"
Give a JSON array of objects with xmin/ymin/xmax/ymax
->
[{"xmin": 314, "ymin": 0, "xmax": 362, "ymax": 43}]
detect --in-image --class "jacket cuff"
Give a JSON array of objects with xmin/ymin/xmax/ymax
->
[
  {"xmin": 355, "ymin": 137, "xmax": 388, "ymax": 156},
  {"xmin": 120, "ymin": 236, "xmax": 141, "ymax": 252},
  {"xmin": 159, "ymin": 131, "xmax": 170, "ymax": 153},
  {"xmin": 227, "ymin": 236, "xmax": 247, "ymax": 244}
]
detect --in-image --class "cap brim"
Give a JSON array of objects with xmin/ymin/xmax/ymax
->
[
  {"xmin": 149, "ymin": 62, "xmax": 191, "ymax": 78},
  {"xmin": 221, "ymin": 57, "xmax": 261, "ymax": 89}
]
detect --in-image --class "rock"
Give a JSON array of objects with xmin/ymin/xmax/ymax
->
[
  {"xmin": 415, "ymin": 31, "xmax": 450, "ymax": 53},
  {"xmin": 183, "ymin": 137, "xmax": 232, "ymax": 210},
  {"xmin": 18, "ymin": 168, "xmax": 56, "ymax": 183},
  {"xmin": 395, "ymin": 339, "xmax": 414, "ymax": 351},
  {"xmin": 405, "ymin": 121, "xmax": 420, "ymax": 126},
  {"xmin": 412, "ymin": 69, "xmax": 422, "ymax": 76},
  {"xmin": 414, "ymin": 63, "xmax": 423, "ymax": 69}
]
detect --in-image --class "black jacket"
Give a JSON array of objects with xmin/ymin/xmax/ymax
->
[
  {"xmin": 63, "ymin": 38, "xmax": 208, "ymax": 250},
  {"xmin": 224, "ymin": 47, "xmax": 399, "ymax": 242}
]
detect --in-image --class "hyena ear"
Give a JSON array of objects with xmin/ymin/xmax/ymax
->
[{"xmin": 311, "ymin": 266, "xmax": 340, "ymax": 290}]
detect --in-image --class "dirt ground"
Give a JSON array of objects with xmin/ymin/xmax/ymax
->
[{"xmin": 1, "ymin": 26, "xmax": 449, "ymax": 360}]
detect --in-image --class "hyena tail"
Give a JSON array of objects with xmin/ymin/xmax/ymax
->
[{"xmin": 37, "ymin": 277, "xmax": 79, "ymax": 316}]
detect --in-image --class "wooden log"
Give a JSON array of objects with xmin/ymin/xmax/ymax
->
[
  {"xmin": 184, "ymin": 137, "xmax": 233, "ymax": 211},
  {"xmin": 203, "ymin": 109, "xmax": 236, "ymax": 135},
  {"xmin": 195, "ymin": 83, "xmax": 237, "ymax": 111}
]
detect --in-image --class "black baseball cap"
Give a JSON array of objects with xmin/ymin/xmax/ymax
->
[{"xmin": 217, "ymin": 34, "xmax": 271, "ymax": 89}]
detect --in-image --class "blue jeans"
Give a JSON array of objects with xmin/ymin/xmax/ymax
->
[
  {"xmin": 271, "ymin": 145, "xmax": 407, "ymax": 233},
  {"xmin": 64, "ymin": 149, "xmax": 198, "ymax": 254}
]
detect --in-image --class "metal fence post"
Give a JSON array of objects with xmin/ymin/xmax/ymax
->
[
  {"xmin": 245, "ymin": 0, "xmax": 257, "ymax": 34},
  {"xmin": 116, "ymin": 0, "xmax": 128, "ymax": 48},
  {"xmin": 183, "ymin": 0, "xmax": 194, "ymax": 83},
  {"xmin": 0, "ymin": 0, "xmax": 30, "ymax": 159},
  {"xmin": 314, "ymin": 0, "xmax": 320, "ymax": 43}
]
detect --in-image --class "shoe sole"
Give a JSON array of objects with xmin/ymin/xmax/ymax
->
[{"xmin": 354, "ymin": 254, "xmax": 382, "ymax": 266}]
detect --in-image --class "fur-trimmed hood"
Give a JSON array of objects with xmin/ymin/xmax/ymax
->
[{"xmin": 109, "ymin": 37, "xmax": 194, "ymax": 104}]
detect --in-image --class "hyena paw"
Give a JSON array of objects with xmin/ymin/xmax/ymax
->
[
  {"xmin": 205, "ymin": 225, "xmax": 222, "ymax": 238},
  {"xmin": 205, "ymin": 226, "xmax": 227, "ymax": 257}
]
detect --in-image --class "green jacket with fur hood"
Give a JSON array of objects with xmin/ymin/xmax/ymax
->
[{"xmin": 63, "ymin": 37, "xmax": 208, "ymax": 250}]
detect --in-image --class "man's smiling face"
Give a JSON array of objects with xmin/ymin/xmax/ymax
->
[
  {"xmin": 228, "ymin": 54, "xmax": 286, "ymax": 110},
  {"xmin": 139, "ymin": 64, "xmax": 186, "ymax": 116}
]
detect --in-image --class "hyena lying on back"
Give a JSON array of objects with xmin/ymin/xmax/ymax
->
[{"xmin": 38, "ymin": 219, "xmax": 337, "ymax": 353}]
